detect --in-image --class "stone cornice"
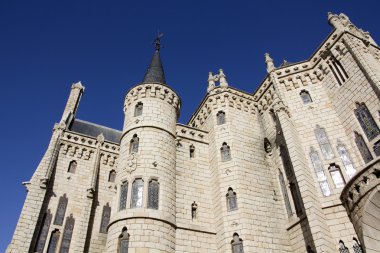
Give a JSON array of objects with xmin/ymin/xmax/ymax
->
[{"xmin": 176, "ymin": 124, "xmax": 209, "ymax": 144}]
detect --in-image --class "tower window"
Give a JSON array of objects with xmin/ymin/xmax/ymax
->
[
  {"xmin": 226, "ymin": 187, "xmax": 238, "ymax": 211},
  {"xmin": 300, "ymin": 90, "xmax": 312, "ymax": 104},
  {"xmin": 100, "ymin": 203, "xmax": 111, "ymax": 234},
  {"xmin": 119, "ymin": 181, "xmax": 128, "ymax": 211},
  {"xmin": 217, "ymin": 111, "xmax": 226, "ymax": 125},
  {"xmin": 134, "ymin": 102, "xmax": 143, "ymax": 117},
  {"xmin": 329, "ymin": 164, "xmax": 345, "ymax": 188},
  {"xmin": 339, "ymin": 240, "xmax": 349, "ymax": 253},
  {"xmin": 60, "ymin": 214, "xmax": 75, "ymax": 253},
  {"xmin": 68, "ymin": 161, "xmax": 77, "ymax": 173},
  {"xmin": 310, "ymin": 148, "xmax": 331, "ymax": 196},
  {"xmin": 221, "ymin": 142, "xmax": 231, "ymax": 161},
  {"xmin": 355, "ymin": 102, "xmax": 380, "ymax": 141},
  {"xmin": 355, "ymin": 131, "xmax": 373, "ymax": 163},
  {"xmin": 189, "ymin": 144, "xmax": 195, "ymax": 158},
  {"xmin": 131, "ymin": 179, "xmax": 144, "ymax": 208},
  {"xmin": 54, "ymin": 194, "xmax": 68, "ymax": 226},
  {"xmin": 147, "ymin": 179, "xmax": 159, "ymax": 209},
  {"xmin": 337, "ymin": 145, "xmax": 356, "ymax": 179},
  {"xmin": 231, "ymin": 233, "xmax": 244, "ymax": 253},
  {"xmin": 34, "ymin": 210, "xmax": 52, "ymax": 252},
  {"xmin": 374, "ymin": 140, "xmax": 380, "ymax": 156},
  {"xmin": 108, "ymin": 170, "xmax": 116, "ymax": 183},
  {"xmin": 279, "ymin": 170, "xmax": 292, "ymax": 217},
  {"xmin": 118, "ymin": 227, "xmax": 129, "ymax": 253},
  {"xmin": 353, "ymin": 237, "xmax": 363, "ymax": 253},
  {"xmin": 130, "ymin": 134, "xmax": 139, "ymax": 154},
  {"xmin": 47, "ymin": 229, "xmax": 60, "ymax": 253},
  {"xmin": 315, "ymin": 125, "xmax": 335, "ymax": 159}
]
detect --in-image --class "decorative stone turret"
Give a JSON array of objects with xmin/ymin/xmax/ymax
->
[
  {"xmin": 207, "ymin": 68, "xmax": 229, "ymax": 92},
  {"xmin": 265, "ymin": 53, "xmax": 275, "ymax": 73}
]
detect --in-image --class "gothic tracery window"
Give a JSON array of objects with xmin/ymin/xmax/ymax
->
[
  {"xmin": 68, "ymin": 160, "xmax": 77, "ymax": 173},
  {"xmin": 355, "ymin": 102, "xmax": 380, "ymax": 141},
  {"xmin": 54, "ymin": 194, "xmax": 68, "ymax": 225},
  {"xmin": 118, "ymin": 227, "xmax": 129, "ymax": 253},
  {"xmin": 226, "ymin": 187, "xmax": 238, "ymax": 211},
  {"xmin": 100, "ymin": 203, "xmax": 111, "ymax": 234},
  {"xmin": 231, "ymin": 233, "xmax": 244, "ymax": 253},
  {"xmin": 355, "ymin": 131, "xmax": 373, "ymax": 163},
  {"xmin": 217, "ymin": 111, "xmax": 226, "ymax": 125},
  {"xmin": 60, "ymin": 214, "xmax": 75, "ymax": 253},
  {"xmin": 147, "ymin": 179, "xmax": 159, "ymax": 209},
  {"xmin": 47, "ymin": 229, "xmax": 60, "ymax": 253},
  {"xmin": 300, "ymin": 90, "xmax": 312, "ymax": 104},
  {"xmin": 134, "ymin": 102, "xmax": 143, "ymax": 117},
  {"xmin": 35, "ymin": 210, "xmax": 52, "ymax": 252},
  {"xmin": 315, "ymin": 125, "xmax": 335, "ymax": 159},
  {"xmin": 310, "ymin": 148, "xmax": 331, "ymax": 196},
  {"xmin": 119, "ymin": 181, "xmax": 128, "ymax": 211},
  {"xmin": 279, "ymin": 170, "xmax": 292, "ymax": 217},
  {"xmin": 108, "ymin": 170, "xmax": 116, "ymax": 183},
  {"xmin": 130, "ymin": 134, "xmax": 139, "ymax": 154},
  {"xmin": 329, "ymin": 164, "xmax": 345, "ymax": 188},
  {"xmin": 221, "ymin": 142, "xmax": 231, "ymax": 161},
  {"xmin": 131, "ymin": 179, "xmax": 144, "ymax": 208},
  {"xmin": 337, "ymin": 144, "xmax": 356, "ymax": 179}
]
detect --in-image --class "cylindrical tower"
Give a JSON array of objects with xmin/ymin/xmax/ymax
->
[{"xmin": 106, "ymin": 38, "xmax": 180, "ymax": 253}]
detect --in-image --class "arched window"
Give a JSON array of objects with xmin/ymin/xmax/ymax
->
[
  {"xmin": 119, "ymin": 181, "xmax": 128, "ymax": 211},
  {"xmin": 130, "ymin": 134, "xmax": 139, "ymax": 154},
  {"xmin": 47, "ymin": 229, "xmax": 60, "ymax": 253},
  {"xmin": 337, "ymin": 144, "xmax": 356, "ymax": 179},
  {"xmin": 279, "ymin": 170, "xmax": 292, "ymax": 217},
  {"xmin": 310, "ymin": 148, "xmax": 331, "ymax": 196},
  {"xmin": 217, "ymin": 111, "xmax": 226, "ymax": 125},
  {"xmin": 221, "ymin": 142, "xmax": 231, "ymax": 161},
  {"xmin": 339, "ymin": 240, "xmax": 349, "ymax": 253},
  {"xmin": 189, "ymin": 144, "xmax": 195, "ymax": 158},
  {"xmin": 68, "ymin": 161, "xmax": 77, "ymax": 173},
  {"xmin": 134, "ymin": 102, "xmax": 143, "ymax": 117},
  {"xmin": 231, "ymin": 233, "xmax": 244, "ymax": 253},
  {"xmin": 354, "ymin": 102, "xmax": 380, "ymax": 141},
  {"xmin": 108, "ymin": 170, "xmax": 116, "ymax": 183},
  {"xmin": 131, "ymin": 179, "xmax": 144, "ymax": 208},
  {"xmin": 353, "ymin": 237, "xmax": 363, "ymax": 253},
  {"xmin": 191, "ymin": 201, "xmax": 198, "ymax": 220},
  {"xmin": 118, "ymin": 227, "xmax": 129, "ymax": 253},
  {"xmin": 315, "ymin": 125, "xmax": 335, "ymax": 159},
  {"xmin": 300, "ymin": 90, "xmax": 312, "ymax": 104},
  {"xmin": 60, "ymin": 214, "xmax": 75, "ymax": 253},
  {"xmin": 226, "ymin": 187, "xmax": 237, "ymax": 211},
  {"xmin": 374, "ymin": 140, "xmax": 380, "ymax": 156},
  {"xmin": 355, "ymin": 131, "xmax": 373, "ymax": 163},
  {"xmin": 147, "ymin": 179, "xmax": 159, "ymax": 209},
  {"xmin": 35, "ymin": 210, "xmax": 52, "ymax": 252},
  {"xmin": 100, "ymin": 203, "xmax": 111, "ymax": 234},
  {"xmin": 264, "ymin": 138, "xmax": 272, "ymax": 154},
  {"xmin": 54, "ymin": 194, "xmax": 68, "ymax": 225},
  {"xmin": 329, "ymin": 164, "xmax": 345, "ymax": 188}
]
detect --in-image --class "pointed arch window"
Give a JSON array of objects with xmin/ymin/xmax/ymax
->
[
  {"xmin": 279, "ymin": 170, "xmax": 292, "ymax": 217},
  {"xmin": 47, "ymin": 229, "xmax": 60, "ymax": 253},
  {"xmin": 134, "ymin": 102, "xmax": 143, "ymax": 117},
  {"xmin": 329, "ymin": 164, "xmax": 345, "ymax": 188},
  {"xmin": 119, "ymin": 181, "xmax": 128, "ymax": 211},
  {"xmin": 354, "ymin": 102, "xmax": 380, "ymax": 141},
  {"xmin": 355, "ymin": 131, "xmax": 373, "ymax": 163},
  {"xmin": 118, "ymin": 227, "xmax": 129, "ymax": 253},
  {"xmin": 231, "ymin": 233, "xmax": 244, "ymax": 253},
  {"xmin": 189, "ymin": 144, "xmax": 195, "ymax": 158},
  {"xmin": 130, "ymin": 134, "xmax": 139, "ymax": 154},
  {"xmin": 310, "ymin": 148, "xmax": 331, "ymax": 196},
  {"xmin": 131, "ymin": 179, "xmax": 144, "ymax": 208},
  {"xmin": 339, "ymin": 240, "xmax": 349, "ymax": 253},
  {"xmin": 100, "ymin": 203, "xmax": 111, "ymax": 234},
  {"xmin": 217, "ymin": 111, "xmax": 226, "ymax": 125},
  {"xmin": 108, "ymin": 170, "xmax": 116, "ymax": 183},
  {"xmin": 60, "ymin": 214, "xmax": 75, "ymax": 253},
  {"xmin": 68, "ymin": 161, "xmax": 77, "ymax": 173},
  {"xmin": 54, "ymin": 194, "xmax": 68, "ymax": 225},
  {"xmin": 300, "ymin": 90, "xmax": 312, "ymax": 104},
  {"xmin": 148, "ymin": 179, "xmax": 159, "ymax": 209},
  {"xmin": 315, "ymin": 125, "xmax": 334, "ymax": 159},
  {"xmin": 226, "ymin": 187, "xmax": 238, "ymax": 211},
  {"xmin": 221, "ymin": 142, "xmax": 231, "ymax": 161},
  {"xmin": 353, "ymin": 237, "xmax": 363, "ymax": 253},
  {"xmin": 337, "ymin": 145, "xmax": 356, "ymax": 179},
  {"xmin": 35, "ymin": 210, "xmax": 52, "ymax": 252}
]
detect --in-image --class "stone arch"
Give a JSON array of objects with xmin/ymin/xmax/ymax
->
[{"xmin": 361, "ymin": 188, "xmax": 380, "ymax": 252}]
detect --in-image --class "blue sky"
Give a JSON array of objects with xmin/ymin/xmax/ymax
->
[{"xmin": 1, "ymin": 0, "xmax": 379, "ymax": 251}]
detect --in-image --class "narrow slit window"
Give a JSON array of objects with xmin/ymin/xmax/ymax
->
[
  {"xmin": 189, "ymin": 144, "xmax": 195, "ymax": 158},
  {"xmin": 100, "ymin": 203, "xmax": 111, "ymax": 234},
  {"xmin": 130, "ymin": 134, "xmax": 139, "ymax": 154},
  {"xmin": 217, "ymin": 111, "xmax": 226, "ymax": 125},
  {"xmin": 60, "ymin": 214, "xmax": 75, "ymax": 253},
  {"xmin": 279, "ymin": 170, "xmax": 292, "ymax": 217},
  {"xmin": 231, "ymin": 233, "xmax": 244, "ymax": 253},
  {"xmin": 329, "ymin": 63, "xmax": 343, "ymax": 86},
  {"xmin": 315, "ymin": 125, "xmax": 335, "ymax": 159},
  {"xmin": 355, "ymin": 132, "xmax": 373, "ymax": 163},
  {"xmin": 310, "ymin": 148, "xmax": 331, "ymax": 196},
  {"xmin": 280, "ymin": 145, "xmax": 294, "ymax": 179},
  {"xmin": 337, "ymin": 145, "xmax": 356, "ymax": 179},
  {"xmin": 34, "ymin": 210, "xmax": 52, "ymax": 252},
  {"xmin": 134, "ymin": 102, "xmax": 143, "ymax": 117},
  {"xmin": 68, "ymin": 161, "xmax": 77, "ymax": 173},
  {"xmin": 300, "ymin": 90, "xmax": 312, "ymax": 104},
  {"xmin": 147, "ymin": 179, "xmax": 159, "ymax": 209},
  {"xmin": 131, "ymin": 179, "xmax": 144, "ymax": 208},
  {"xmin": 354, "ymin": 102, "xmax": 380, "ymax": 141},
  {"xmin": 226, "ymin": 187, "xmax": 238, "ymax": 211},
  {"xmin": 221, "ymin": 142, "xmax": 231, "ymax": 161},
  {"xmin": 54, "ymin": 194, "xmax": 68, "ymax": 225},
  {"xmin": 119, "ymin": 181, "xmax": 128, "ymax": 211},
  {"xmin": 108, "ymin": 170, "xmax": 116, "ymax": 183},
  {"xmin": 329, "ymin": 164, "xmax": 345, "ymax": 188},
  {"xmin": 47, "ymin": 229, "xmax": 60, "ymax": 253},
  {"xmin": 118, "ymin": 227, "xmax": 129, "ymax": 253}
]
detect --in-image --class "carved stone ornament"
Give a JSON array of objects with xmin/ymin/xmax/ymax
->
[
  {"xmin": 40, "ymin": 178, "xmax": 48, "ymax": 189},
  {"xmin": 87, "ymin": 188, "xmax": 95, "ymax": 199},
  {"xmin": 125, "ymin": 153, "xmax": 138, "ymax": 174}
]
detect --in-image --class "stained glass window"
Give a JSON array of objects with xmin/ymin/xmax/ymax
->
[
  {"xmin": 280, "ymin": 145, "xmax": 294, "ymax": 179},
  {"xmin": 189, "ymin": 145, "xmax": 195, "ymax": 158},
  {"xmin": 337, "ymin": 145, "xmax": 356, "ymax": 179},
  {"xmin": 226, "ymin": 188, "xmax": 237, "ymax": 211},
  {"xmin": 279, "ymin": 170, "xmax": 292, "ymax": 217},
  {"xmin": 339, "ymin": 240, "xmax": 349, "ymax": 253},
  {"xmin": 100, "ymin": 203, "xmax": 111, "ymax": 234},
  {"xmin": 35, "ymin": 210, "xmax": 52, "ymax": 252},
  {"xmin": 329, "ymin": 164, "xmax": 345, "ymax": 188},
  {"xmin": 68, "ymin": 161, "xmax": 76, "ymax": 173},
  {"xmin": 54, "ymin": 194, "xmax": 68, "ymax": 225},
  {"xmin": 134, "ymin": 102, "xmax": 143, "ymax": 117},
  {"xmin": 315, "ymin": 126, "xmax": 335, "ymax": 159},
  {"xmin": 373, "ymin": 141, "xmax": 380, "ymax": 156},
  {"xmin": 310, "ymin": 149, "xmax": 331, "ymax": 196},
  {"xmin": 60, "ymin": 214, "xmax": 75, "ymax": 253},
  {"xmin": 353, "ymin": 238, "xmax": 363, "ymax": 253},
  {"xmin": 290, "ymin": 183, "xmax": 303, "ymax": 216},
  {"xmin": 300, "ymin": 90, "xmax": 312, "ymax": 104},
  {"xmin": 355, "ymin": 132, "xmax": 373, "ymax": 163},
  {"xmin": 130, "ymin": 135, "xmax": 139, "ymax": 154},
  {"xmin": 231, "ymin": 233, "xmax": 244, "ymax": 253},
  {"xmin": 221, "ymin": 142, "xmax": 231, "ymax": 161},
  {"xmin": 119, "ymin": 227, "xmax": 129, "ymax": 253},
  {"xmin": 47, "ymin": 229, "xmax": 60, "ymax": 253},
  {"xmin": 354, "ymin": 103, "xmax": 380, "ymax": 141},
  {"xmin": 217, "ymin": 111, "xmax": 226, "ymax": 125},
  {"xmin": 119, "ymin": 181, "xmax": 128, "ymax": 211},
  {"xmin": 147, "ymin": 180, "xmax": 159, "ymax": 209},
  {"xmin": 131, "ymin": 179, "xmax": 144, "ymax": 208},
  {"xmin": 108, "ymin": 170, "xmax": 116, "ymax": 183}
]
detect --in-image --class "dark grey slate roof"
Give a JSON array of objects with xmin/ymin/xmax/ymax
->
[
  {"xmin": 142, "ymin": 49, "xmax": 166, "ymax": 84},
  {"xmin": 69, "ymin": 119, "xmax": 122, "ymax": 143}
]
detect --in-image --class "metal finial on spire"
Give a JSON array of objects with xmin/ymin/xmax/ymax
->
[
  {"xmin": 142, "ymin": 32, "xmax": 166, "ymax": 84},
  {"xmin": 154, "ymin": 32, "xmax": 164, "ymax": 51}
]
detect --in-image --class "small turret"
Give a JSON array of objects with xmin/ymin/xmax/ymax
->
[
  {"xmin": 62, "ymin": 81, "xmax": 85, "ymax": 123},
  {"xmin": 142, "ymin": 35, "xmax": 166, "ymax": 84}
]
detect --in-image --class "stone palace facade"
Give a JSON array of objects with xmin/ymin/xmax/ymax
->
[{"xmin": 7, "ymin": 13, "xmax": 380, "ymax": 253}]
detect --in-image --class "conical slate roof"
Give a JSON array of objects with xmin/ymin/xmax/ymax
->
[{"xmin": 142, "ymin": 49, "xmax": 166, "ymax": 84}]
